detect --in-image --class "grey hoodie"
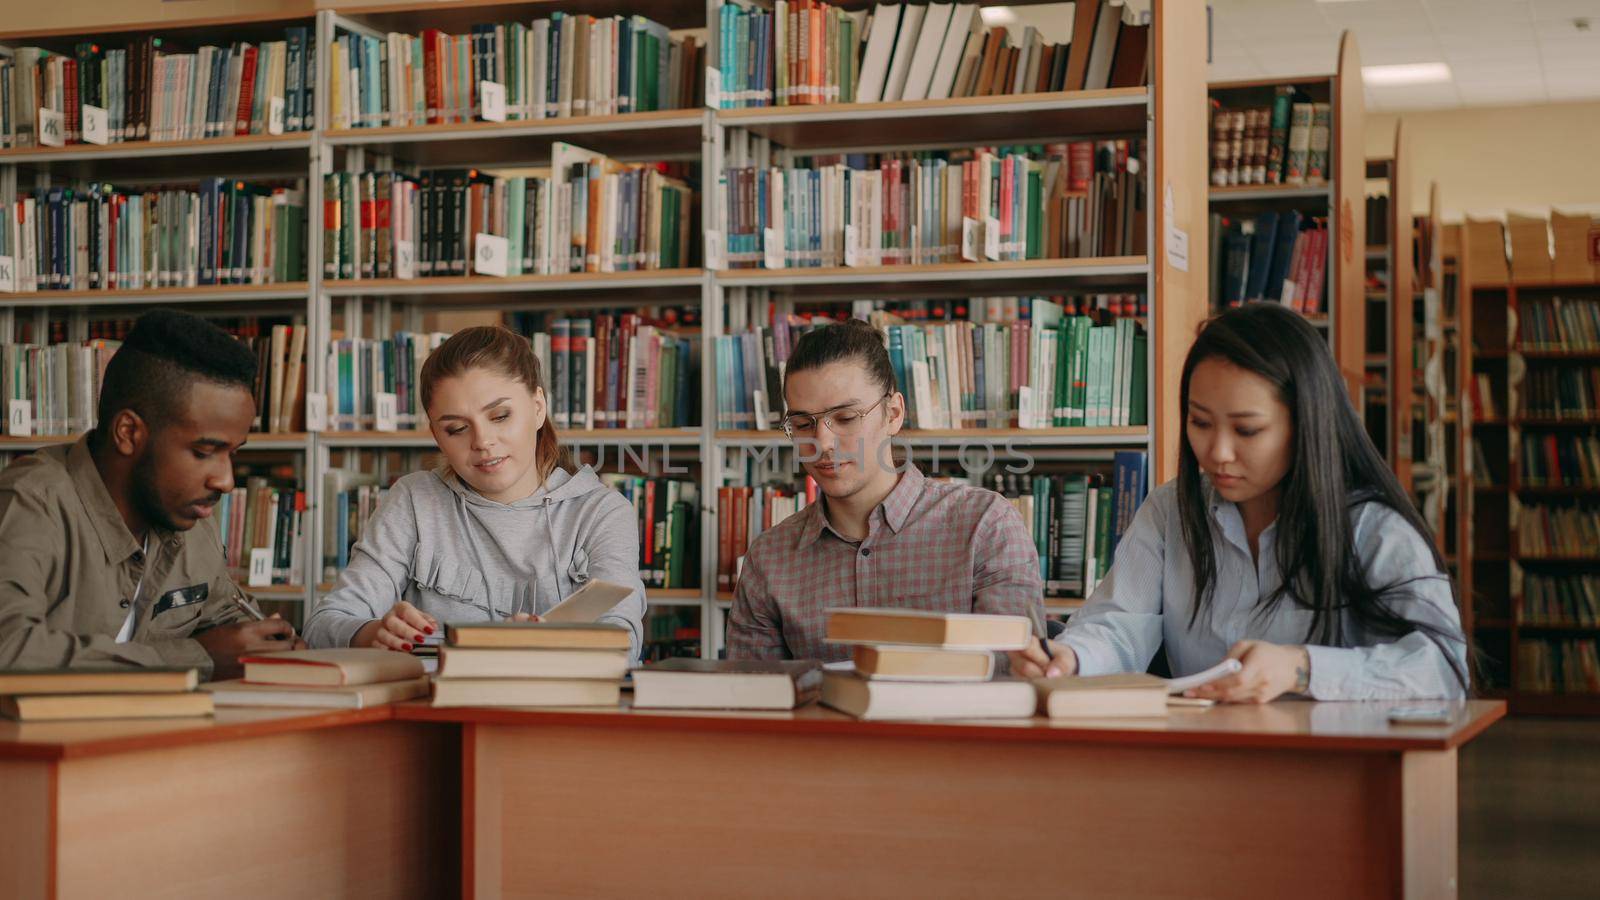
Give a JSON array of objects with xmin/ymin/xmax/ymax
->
[{"xmin": 304, "ymin": 464, "xmax": 646, "ymax": 659}]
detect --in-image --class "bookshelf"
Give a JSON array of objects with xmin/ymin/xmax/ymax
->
[
  {"xmin": 0, "ymin": 0, "xmax": 1210, "ymax": 663},
  {"xmin": 1463, "ymin": 214, "xmax": 1600, "ymax": 714},
  {"xmin": 1442, "ymin": 222, "xmax": 1468, "ymax": 602},
  {"xmin": 1206, "ymin": 32, "xmax": 1366, "ymax": 402},
  {"xmin": 1361, "ymin": 125, "xmax": 1414, "ymax": 490},
  {"xmin": 1412, "ymin": 183, "xmax": 1447, "ymax": 550}
]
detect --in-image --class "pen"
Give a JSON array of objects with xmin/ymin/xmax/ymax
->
[
  {"xmin": 231, "ymin": 591, "xmax": 267, "ymax": 622},
  {"xmin": 1039, "ymin": 636, "xmax": 1054, "ymax": 661}
]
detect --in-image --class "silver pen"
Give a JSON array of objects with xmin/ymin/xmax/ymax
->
[{"xmin": 231, "ymin": 590, "xmax": 268, "ymax": 622}]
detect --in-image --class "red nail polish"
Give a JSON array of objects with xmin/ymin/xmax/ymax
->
[
  {"xmin": 425, "ymin": 626, "xmax": 434, "ymax": 635},
  {"xmin": 403, "ymin": 643, "xmax": 413, "ymax": 652}
]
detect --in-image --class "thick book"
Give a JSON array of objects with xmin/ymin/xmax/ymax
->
[
  {"xmin": 821, "ymin": 671, "xmax": 1034, "ymax": 720},
  {"xmin": 631, "ymin": 658, "xmax": 823, "ymax": 710},
  {"xmin": 1033, "ymin": 673, "xmax": 1168, "ymax": 718},
  {"xmin": 203, "ymin": 675, "xmax": 430, "ymax": 709},
  {"xmin": 430, "ymin": 677, "xmax": 621, "ymax": 708},
  {"xmin": 446, "ymin": 621, "xmax": 631, "ymax": 651},
  {"xmin": 852, "ymin": 645, "xmax": 996, "ymax": 682},
  {"xmin": 239, "ymin": 648, "xmax": 426, "ymax": 686},
  {"xmin": 437, "ymin": 648, "xmax": 631, "ymax": 680},
  {"xmin": 826, "ymin": 609, "xmax": 1034, "ymax": 651},
  {"xmin": 1, "ymin": 692, "xmax": 215, "ymax": 722},
  {"xmin": 0, "ymin": 668, "xmax": 198, "ymax": 695}
]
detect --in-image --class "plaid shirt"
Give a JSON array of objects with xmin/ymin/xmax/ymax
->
[{"xmin": 727, "ymin": 464, "xmax": 1046, "ymax": 662}]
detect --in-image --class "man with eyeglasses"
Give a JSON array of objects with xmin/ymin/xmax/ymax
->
[{"xmin": 727, "ymin": 318, "xmax": 1046, "ymax": 662}]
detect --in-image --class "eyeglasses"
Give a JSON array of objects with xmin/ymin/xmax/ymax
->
[{"xmin": 781, "ymin": 394, "xmax": 892, "ymax": 438}]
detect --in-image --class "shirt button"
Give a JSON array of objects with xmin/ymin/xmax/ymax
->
[
  {"xmin": 132, "ymin": 551, "xmax": 143, "ymax": 563},
  {"xmin": 860, "ymin": 548, "xmax": 872, "ymax": 557},
  {"xmin": 120, "ymin": 599, "xmax": 131, "ymax": 609}
]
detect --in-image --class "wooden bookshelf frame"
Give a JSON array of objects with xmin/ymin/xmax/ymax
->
[
  {"xmin": 1388, "ymin": 124, "xmax": 1416, "ymax": 492},
  {"xmin": 0, "ymin": 1, "xmax": 1212, "ymax": 663},
  {"xmin": 1462, "ymin": 214, "xmax": 1600, "ymax": 714},
  {"xmin": 1206, "ymin": 32, "xmax": 1366, "ymax": 401}
]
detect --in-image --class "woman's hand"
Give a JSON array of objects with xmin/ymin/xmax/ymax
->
[
  {"xmin": 1006, "ymin": 640, "xmax": 1079, "ymax": 679},
  {"xmin": 1186, "ymin": 640, "xmax": 1310, "ymax": 704},
  {"xmin": 353, "ymin": 601, "xmax": 438, "ymax": 652}
]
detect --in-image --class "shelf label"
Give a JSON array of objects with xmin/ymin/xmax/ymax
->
[
  {"xmin": 763, "ymin": 226, "xmax": 784, "ymax": 270},
  {"xmin": 1166, "ymin": 224, "xmax": 1190, "ymax": 272},
  {"xmin": 984, "ymin": 216, "xmax": 1000, "ymax": 261},
  {"xmin": 38, "ymin": 108, "xmax": 64, "ymax": 147},
  {"xmin": 705, "ymin": 229, "xmax": 723, "ymax": 270},
  {"xmin": 473, "ymin": 233, "xmax": 509, "ymax": 277},
  {"xmin": 395, "ymin": 239, "xmax": 416, "ymax": 280},
  {"xmin": 7, "ymin": 400, "xmax": 32, "ymax": 437},
  {"xmin": 844, "ymin": 224, "xmax": 861, "ymax": 267},
  {"xmin": 0, "ymin": 255, "xmax": 14, "ymax": 293},
  {"xmin": 374, "ymin": 392, "xmax": 399, "ymax": 432},
  {"xmin": 247, "ymin": 548, "xmax": 273, "ymax": 588},
  {"xmin": 268, "ymin": 96, "xmax": 286, "ymax": 135},
  {"xmin": 961, "ymin": 217, "xmax": 979, "ymax": 262},
  {"xmin": 82, "ymin": 105, "xmax": 109, "ymax": 145},
  {"xmin": 479, "ymin": 81, "xmax": 506, "ymax": 122},
  {"xmin": 305, "ymin": 393, "xmax": 328, "ymax": 433},
  {"xmin": 705, "ymin": 67, "xmax": 722, "ymax": 109}
]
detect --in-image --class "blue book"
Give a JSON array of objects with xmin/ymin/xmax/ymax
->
[
  {"xmin": 618, "ymin": 18, "xmax": 633, "ymax": 113},
  {"xmin": 1110, "ymin": 449, "xmax": 1149, "ymax": 561},
  {"xmin": 1243, "ymin": 211, "xmax": 1279, "ymax": 300},
  {"xmin": 1263, "ymin": 210, "xmax": 1303, "ymax": 301}
]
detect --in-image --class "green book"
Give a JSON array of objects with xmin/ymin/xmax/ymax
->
[
  {"xmin": 1129, "ymin": 331, "xmax": 1148, "ymax": 426},
  {"xmin": 1095, "ymin": 479, "xmax": 1114, "ymax": 582},
  {"xmin": 1065, "ymin": 316, "xmax": 1089, "ymax": 427},
  {"xmin": 1026, "ymin": 165, "xmax": 1043, "ymax": 259},
  {"xmin": 1084, "ymin": 325, "xmax": 1107, "ymax": 427},
  {"xmin": 1111, "ymin": 317, "xmax": 1132, "ymax": 426},
  {"xmin": 508, "ymin": 176, "xmax": 526, "ymax": 275}
]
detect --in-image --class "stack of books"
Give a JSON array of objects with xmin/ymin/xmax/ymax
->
[
  {"xmin": 0, "ymin": 668, "xmax": 212, "ymax": 721},
  {"xmin": 203, "ymin": 649, "xmax": 429, "ymax": 709},
  {"xmin": 432, "ymin": 622, "xmax": 631, "ymax": 707},
  {"xmin": 819, "ymin": 609, "xmax": 1036, "ymax": 720}
]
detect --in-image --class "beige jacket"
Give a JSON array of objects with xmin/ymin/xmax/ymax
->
[{"xmin": 0, "ymin": 436, "xmax": 246, "ymax": 678}]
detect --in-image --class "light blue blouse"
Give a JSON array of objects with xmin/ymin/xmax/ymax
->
[{"xmin": 1059, "ymin": 481, "xmax": 1469, "ymax": 700}]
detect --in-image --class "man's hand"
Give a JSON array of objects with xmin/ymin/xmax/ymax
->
[{"xmin": 195, "ymin": 616, "xmax": 303, "ymax": 681}]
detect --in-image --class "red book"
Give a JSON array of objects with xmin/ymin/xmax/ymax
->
[
  {"xmin": 999, "ymin": 154, "xmax": 1015, "ymax": 255},
  {"xmin": 64, "ymin": 58, "xmax": 80, "ymax": 143},
  {"xmin": 235, "ymin": 45, "xmax": 259, "ymax": 135},
  {"xmin": 422, "ymin": 29, "xmax": 444, "ymax": 125},
  {"xmin": 593, "ymin": 315, "xmax": 611, "ymax": 427},
  {"xmin": 1068, "ymin": 141, "xmax": 1093, "ymax": 192},
  {"xmin": 617, "ymin": 313, "xmax": 636, "ymax": 429},
  {"xmin": 642, "ymin": 479, "xmax": 656, "ymax": 571},
  {"xmin": 716, "ymin": 486, "xmax": 732, "ymax": 592},
  {"xmin": 1305, "ymin": 226, "xmax": 1329, "ymax": 314}
]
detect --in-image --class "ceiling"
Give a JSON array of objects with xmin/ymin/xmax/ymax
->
[{"xmin": 1205, "ymin": 0, "xmax": 1600, "ymax": 111}]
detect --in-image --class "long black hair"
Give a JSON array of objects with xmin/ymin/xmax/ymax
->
[{"xmin": 1176, "ymin": 303, "xmax": 1468, "ymax": 688}]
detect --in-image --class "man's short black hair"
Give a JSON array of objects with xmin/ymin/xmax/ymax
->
[
  {"xmin": 783, "ymin": 318, "xmax": 897, "ymax": 399},
  {"xmin": 94, "ymin": 308, "xmax": 258, "ymax": 437}
]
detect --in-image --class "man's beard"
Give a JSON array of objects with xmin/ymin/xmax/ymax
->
[{"xmin": 130, "ymin": 450, "xmax": 184, "ymax": 532}]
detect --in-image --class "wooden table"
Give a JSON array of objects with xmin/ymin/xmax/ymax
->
[
  {"xmin": 397, "ymin": 699, "xmax": 1504, "ymax": 900},
  {"xmin": 0, "ymin": 707, "xmax": 458, "ymax": 900}
]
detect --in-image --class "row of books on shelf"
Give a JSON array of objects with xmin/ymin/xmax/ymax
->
[
  {"xmin": 1517, "ymin": 503, "xmax": 1600, "ymax": 558},
  {"xmin": 219, "ymin": 469, "xmax": 306, "ymax": 587},
  {"xmin": 715, "ymin": 480, "xmax": 817, "ymax": 592},
  {"xmin": 1522, "ymin": 366, "xmax": 1600, "ymax": 420},
  {"xmin": 323, "ymin": 332, "xmax": 450, "ymax": 433},
  {"xmin": 1521, "ymin": 433, "xmax": 1600, "ymax": 489},
  {"xmin": 716, "ymin": 0, "xmax": 1147, "ymax": 110},
  {"xmin": 1211, "ymin": 211, "xmax": 1328, "ymax": 311},
  {"xmin": 0, "ymin": 340, "xmax": 116, "ymax": 436},
  {"xmin": 1471, "ymin": 437, "xmax": 1499, "ymax": 487},
  {"xmin": 1522, "ymin": 571, "xmax": 1600, "ymax": 628},
  {"xmin": 993, "ymin": 452, "xmax": 1147, "ymax": 598},
  {"xmin": 323, "ymin": 150, "xmax": 694, "ymax": 279},
  {"xmin": 0, "ymin": 179, "xmax": 306, "ymax": 292},
  {"xmin": 528, "ymin": 313, "xmax": 700, "ymax": 431},
  {"xmin": 642, "ymin": 607, "xmax": 701, "ymax": 663},
  {"xmin": 721, "ymin": 140, "xmax": 1145, "ymax": 269},
  {"xmin": 329, "ymin": 13, "xmax": 699, "ymax": 130},
  {"xmin": 716, "ymin": 296, "xmax": 1147, "ymax": 431},
  {"xmin": 1470, "ymin": 373, "xmax": 1500, "ymax": 421},
  {"xmin": 1517, "ymin": 297, "xmax": 1600, "ymax": 352},
  {"xmin": 599, "ymin": 475, "xmax": 701, "ymax": 590},
  {"xmin": 1, "ymin": 318, "xmax": 308, "ymax": 437},
  {"xmin": 1516, "ymin": 639, "xmax": 1600, "ymax": 694},
  {"xmin": 0, "ymin": 29, "xmax": 316, "ymax": 149},
  {"xmin": 1207, "ymin": 89, "xmax": 1329, "ymax": 188}
]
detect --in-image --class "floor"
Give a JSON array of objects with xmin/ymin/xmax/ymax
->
[{"xmin": 1460, "ymin": 716, "xmax": 1600, "ymax": 899}]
